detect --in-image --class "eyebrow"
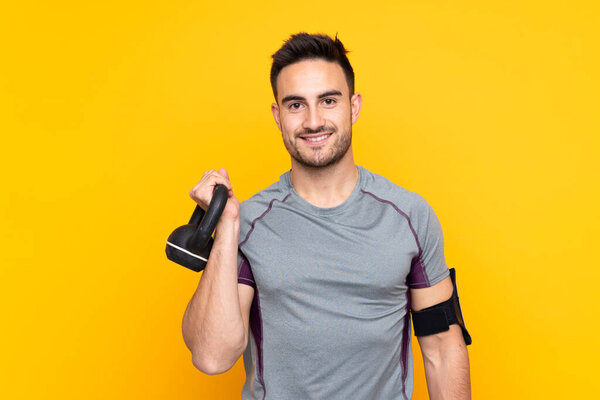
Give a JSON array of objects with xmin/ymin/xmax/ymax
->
[{"xmin": 281, "ymin": 90, "xmax": 343, "ymax": 104}]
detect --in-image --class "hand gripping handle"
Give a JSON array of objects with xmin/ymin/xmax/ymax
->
[{"xmin": 188, "ymin": 184, "xmax": 228, "ymax": 253}]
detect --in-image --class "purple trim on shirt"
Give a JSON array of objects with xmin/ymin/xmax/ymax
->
[
  {"xmin": 401, "ymin": 289, "xmax": 411, "ymax": 400},
  {"xmin": 360, "ymin": 190, "xmax": 430, "ymax": 288},
  {"xmin": 239, "ymin": 194, "xmax": 291, "ymax": 248},
  {"xmin": 237, "ymin": 254, "xmax": 256, "ymax": 288},
  {"xmin": 408, "ymin": 257, "xmax": 430, "ymax": 289},
  {"xmin": 360, "ymin": 190, "xmax": 422, "ymax": 252},
  {"xmin": 238, "ymin": 194, "xmax": 290, "ymax": 399},
  {"xmin": 250, "ymin": 286, "xmax": 266, "ymax": 399}
]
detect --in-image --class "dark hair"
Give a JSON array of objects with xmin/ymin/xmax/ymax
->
[{"xmin": 270, "ymin": 32, "xmax": 355, "ymax": 101}]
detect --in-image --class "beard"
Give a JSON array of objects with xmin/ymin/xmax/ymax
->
[{"xmin": 282, "ymin": 124, "xmax": 352, "ymax": 169}]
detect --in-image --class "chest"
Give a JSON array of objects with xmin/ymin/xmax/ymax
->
[{"xmin": 242, "ymin": 205, "xmax": 419, "ymax": 308}]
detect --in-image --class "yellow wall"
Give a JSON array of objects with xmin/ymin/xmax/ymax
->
[{"xmin": 2, "ymin": 1, "xmax": 598, "ymax": 398}]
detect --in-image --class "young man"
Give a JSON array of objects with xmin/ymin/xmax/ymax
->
[{"xmin": 182, "ymin": 33, "xmax": 471, "ymax": 399}]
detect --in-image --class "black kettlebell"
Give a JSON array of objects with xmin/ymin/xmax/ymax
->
[{"xmin": 166, "ymin": 184, "xmax": 229, "ymax": 272}]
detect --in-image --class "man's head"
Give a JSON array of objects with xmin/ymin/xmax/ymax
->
[
  {"xmin": 270, "ymin": 33, "xmax": 355, "ymax": 102},
  {"xmin": 270, "ymin": 33, "xmax": 362, "ymax": 169}
]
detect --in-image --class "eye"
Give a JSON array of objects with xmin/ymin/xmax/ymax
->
[
  {"xmin": 322, "ymin": 98, "xmax": 336, "ymax": 106},
  {"xmin": 289, "ymin": 102, "xmax": 303, "ymax": 111}
]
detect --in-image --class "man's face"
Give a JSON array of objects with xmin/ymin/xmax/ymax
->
[{"xmin": 271, "ymin": 59, "xmax": 362, "ymax": 168}]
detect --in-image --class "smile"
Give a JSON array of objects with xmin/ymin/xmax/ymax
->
[{"xmin": 300, "ymin": 133, "xmax": 332, "ymax": 145}]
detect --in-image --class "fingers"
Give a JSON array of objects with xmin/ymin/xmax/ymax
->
[
  {"xmin": 189, "ymin": 168, "xmax": 234, "ymax": 210},
  {"xmin": 218, "ymin": 167, "xmax": 229, "ymax": 180},
  {"xmin": 202, "ymin": 169, "xmax": 232, "ymax": 190},
  {"xmin": 217, "ymin": 168, "xmax": 235, "ymax": 197}
]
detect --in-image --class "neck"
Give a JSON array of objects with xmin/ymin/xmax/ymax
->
[{"xmin": 289, "ymin": 147, "xmax": 359, "ymax": 208}]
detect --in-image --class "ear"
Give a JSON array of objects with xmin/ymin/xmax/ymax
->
[
  {"xmin": 350, "ymin": 92, "xmax": 362, "ymax": 125},
  {"xmin": 271, "ymin": 102, "xmax": 282, "ymax": 131}
]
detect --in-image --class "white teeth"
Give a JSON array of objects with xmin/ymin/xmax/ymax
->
[{"xmin": 305, "ymin": 134, "xmax": 330, "ymax": 142}]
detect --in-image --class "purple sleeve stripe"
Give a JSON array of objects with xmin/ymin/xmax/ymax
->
[
  {"xmin": 360, "ymin": 189, "xmax": 430, "ymax": 288},
  {"xmin": 239, "ymin": 193, "xmax": 291, "ymax": 248},
  {"xmin": 238, "ymin": 277, "xmax": 256, "ymax": 288},
  {"xmin": 237, "ymin": 254, "xmax": 256, "ymax": 288},
  {"xmin": 408, "ymin": 258, "xmax": 430, "ymax": 288}
]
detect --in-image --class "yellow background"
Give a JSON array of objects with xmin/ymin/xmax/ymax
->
[{"xmin": 2, "ymin": 1, "xmax": 598, "ymax": 398}]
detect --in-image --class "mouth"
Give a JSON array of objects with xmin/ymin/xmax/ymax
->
[{"xmin": 299, "ymin": 133, "xmax": 332, "ymax": 146}]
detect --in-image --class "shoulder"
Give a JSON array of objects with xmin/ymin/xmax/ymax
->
[
  {"xmin": 239, "ymin": 174, "xmax": 290, "ymax": 230},
  {"xmin": 359, "ymin": 166, "xmax": 432, "ymax": 220}
]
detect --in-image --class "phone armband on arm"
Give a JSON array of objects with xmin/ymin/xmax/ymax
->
[{"xmin": 411, "ymin": 268, "xmax": 472, "ymax": 345}]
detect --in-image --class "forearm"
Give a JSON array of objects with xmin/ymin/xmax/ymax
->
[
  {"xmin": 182, "ymin": 217, "xmax": 246, "ymax": 374},
  {"xmin": 420, "ymin": 326, "xmax": 471, "ymax": 399}
]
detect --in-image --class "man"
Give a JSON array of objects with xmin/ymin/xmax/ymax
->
[{"xmin": 182, "ymin": 33, "xmax": 471, "ymax": 399}]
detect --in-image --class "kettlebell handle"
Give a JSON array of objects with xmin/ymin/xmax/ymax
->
[{"xmin": 188, "ymin": 184, "xmax": 228, "ymax": 253}]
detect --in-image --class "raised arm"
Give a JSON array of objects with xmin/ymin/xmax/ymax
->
[{"xmin": 181, "ymin": 168, "xmax": 254, "ymax": 374}]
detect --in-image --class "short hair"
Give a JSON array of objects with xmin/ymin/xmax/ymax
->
[{"xmin": 270, "ymin": 32, "xmax": 355, "ymax": 101}]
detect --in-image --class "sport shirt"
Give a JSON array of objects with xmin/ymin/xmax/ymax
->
[{"xmin": 237, "ymin": 165, "xmax": 449, "ymax": 400}]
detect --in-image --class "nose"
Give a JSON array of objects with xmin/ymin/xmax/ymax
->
[{"xmin": 302, "ymin": 106, "xmax": 326, "ymax": 132}]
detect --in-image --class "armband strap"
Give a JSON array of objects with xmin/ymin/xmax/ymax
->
[{"xmin": 411, "ymin": 268, "xmax": 472, "ymax": 345}]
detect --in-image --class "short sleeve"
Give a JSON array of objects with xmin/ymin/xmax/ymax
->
[
  {"xmin": 407, "ymin": 196, "xmax": 450, "ymax": 289},
  {"xmin": 237, "ymin": 250, "xmax": 256, "ymax": 288}
]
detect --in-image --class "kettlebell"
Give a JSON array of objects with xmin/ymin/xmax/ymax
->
[{"xmin": 166, "ymin": 184, "xmax": 228, "ymax": 272}]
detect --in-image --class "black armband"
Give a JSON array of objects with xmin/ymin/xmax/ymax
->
[{"xmin": 411, "ymin": 268, "xmax": 472, "ymax": 345}]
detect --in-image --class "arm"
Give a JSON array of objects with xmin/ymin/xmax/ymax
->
[
  {"xmin": 181, "ymin": 168, "xmax": 254, "ymax": 375},
  {"xmin": 411, "ymin": 277, "xmax": 471, "ymax": 399}
]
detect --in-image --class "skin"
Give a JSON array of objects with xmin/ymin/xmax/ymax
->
[
  {"xmin": 272, "ymin": 60, "xmax": 357, "ymax": 169},
  {"xmin": 271, "ymin": 59, "xmax": 362, "ymax": 208},
  {"xmin": 183, "ymin": 57, "xmax": 470, "ymax": 399}
]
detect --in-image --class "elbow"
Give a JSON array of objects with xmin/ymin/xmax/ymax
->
[
  {"xmin": 192, "ymin": 354, "xmax": 234, "ymax": 375},
  {"xmin": 190, "ymin": 335, "xmax": 248, "ymax": 375}
]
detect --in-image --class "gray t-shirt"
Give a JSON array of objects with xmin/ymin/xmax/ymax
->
[{"xmin": 237, "ymin": 165, "xmax": 449, "ymax": 400}]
